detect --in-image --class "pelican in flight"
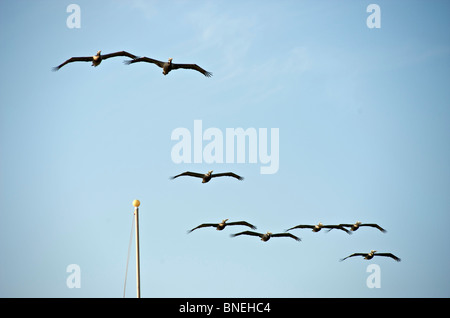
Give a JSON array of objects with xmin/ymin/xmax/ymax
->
[
  {"xmin": 337, "ymin": 221, "xmax": 386, "ymax": 233},
  {"xmin": 285, "ymin": 222, "xmax": 351, "ymax": 234},
  {"xmin": 170, "ymin": 170, "xmax": 243, "ymax": 183},
  {"xmin": 340, "ymin": 250, "xmax": 401, "ymax": 262},
  {"xmin": 230, "ymin": 231, "xmax": 301, "ymax": 242},
  {"xmin": 124, "ymin": 56, "xmax": 212, "ymax": 77},
  {"xmin": 53, "ymin": 50, "xmax": 137, "ymax": 71},
  {"xmin": 188, "ymin": 219, "xmax": 257, "ymax": 233}
]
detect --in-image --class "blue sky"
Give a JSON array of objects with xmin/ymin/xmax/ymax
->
[{"xmin": 0, "ymin": 0, "xmax": 449, "ymax": 298}]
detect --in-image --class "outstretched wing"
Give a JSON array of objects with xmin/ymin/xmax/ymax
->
[
  {"xmin": 271, "ymin": 233, "xmax": 301, "ymax": 241},
  {"xmin": 211, "ymin": 172, "xmax": 243, "ymax": 180},
  {"xmin": 187, "ymin": 223, "xmax": 218, "ymax": 233},
  {"xmin": 340, "ymin": 253, "xmax": 367, "ymax": 261},
  {"xmin": 285, "ymin": 224, "xmax": 315, "ymax": 231},
  {"xmin": 230, "ymin": 231, "xmax": 262, "ymax": 238},
  {"xmin": 375, "ymin": 253, "xmax": 401, "ymax": 262},
  {"xmin": 170, "ymin": 171, "xmax": 205, "ymax": 179},
  {"xmin": 171, "ymin": 63, "xmax": 213, "ymax": 77},
  {"xmin": 101, "ymin": 51, "xmax": 137, "ymax": 60},
  {"xmin": 326, "ymin": 224, "xmax": 352, "ymax": 232},
  {"xmin": 124, "ymin": 56, "xmax": 165, "ymax": 68},
  {"xmin": 360, "ymin": 223, "xmax": 387, "ymax": 233},
  {"xmin": 226, "ymin": 221, "xmax": 257, "ymax": 230},
  {"xmin": 322, "ymin": 225, "xmax": 351, "ymax": 234},
  {"xmin": 52, "ymin": 56, "xmax": 93, "ymax": 71}
]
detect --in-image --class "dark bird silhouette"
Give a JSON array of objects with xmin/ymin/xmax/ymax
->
[
  {"xmin": 124, "ymin": 56, "xmax": 212, "ymax": 77},
  {"xmin": 188, "ymin": 219, "xmax": 257, "ymax": 233},
  {"xmin": 335, "ymin": 221, "xmax": 387, "ymax": 233},
  {"xmin": 340, "ymin": 250, "xmax": 401, "ymax": 262},
  {"xmin": 53, "ymin": 50, "xmax": 137, "ymax": 71},
  {"xmin": 285, "ymin": 222, "xmax": 351, "ymax": 234},
  {"xmin": 230, "ymin": 231, "xmax": 301, "ymax": 242},
  {"xmin": 170, "ymin": 170, "xmax": 243, "ymax": 183}
]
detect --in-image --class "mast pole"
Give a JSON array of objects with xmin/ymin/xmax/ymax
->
[{"xmin": 132, "ymin": 199, "xmax": 141, "ymax": 298}]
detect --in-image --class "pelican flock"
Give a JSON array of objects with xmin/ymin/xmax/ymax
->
[
  {"xmin": 53, "ymin": 49, "xmax": 401, "ymax": 268},
  {"xmin": 53, "ymin": 50, "xmax": 212, "ymax": 77}
]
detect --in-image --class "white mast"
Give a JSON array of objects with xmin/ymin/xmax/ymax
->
[{"xmin": 132, "ymin": 199, "xmax": 141, "ymax": 298}]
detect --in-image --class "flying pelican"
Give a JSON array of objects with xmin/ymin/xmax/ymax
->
[
  {"xmin": 285, "ymin": 222, "xmax": 351, "ymax": 234},
  {"xmin": 124, "ymin": 56, "xmax": 212, "ymax": 77},
  {"xmin": 340, "ymin": 250, "xmax": 401, "ymax": 262},
  {"xmin": 230, "ymin": 231, "xmax": 301, "ymax": 242},
  {"xmin": 170, "ymin": 170, "xmax": 243, "ymax": 183},
  {"xmin": 53, "ymin": 50, "xmax": 138, "ymax": 71},
  {"xmin": 337, "ymin": 221, "xmax": 387, "ymax": 233},
  {"xmin": 188, "ymin": 219, "xmax": 257, "ymax": 233}
]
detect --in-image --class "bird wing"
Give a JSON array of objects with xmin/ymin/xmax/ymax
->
[
  {"xmin": 211, "ymin": 172, "xmax": 243, "ymax": 180},
  {"xmin": 171, "ymin": 171, "xmax": 205, "ymax": 179},
  {"xmin": 375, "ymin": 253, "xmax": 401, "ymax": 262},
  {"xmin": 230, "ymin": 231, "xmax": 262, "ymax": 238},
  {"xmin": 322, "ymin": 225, "xmax": 351, "ymax": 234},
  {"xmin": 337, "ymin": 224, "xmax": 354, "ymax": 228},
  {"xmin": 171, "ymin": 63, "xmax": 213, "ymax": 77},
  {"xmin": 285, "ymin": 225, "xmax": 315, "ymax": 231},
  {"xmin": 124, "ymin": 56, "xmax": 165, "ymax": 68},
  {"xmin": 322, "ymin": 225, "xmax": 342, "ymax": 229},
  {"xmin": 226, "ymin": 221, "xmax": 257, "ymax": 230},
  {"xmin": 339, "ymin": 253, "xmax": 367, "ymax": 261},
  {"xmin": 187, "ymin": 223, "xmax": 218, "ymax": 233},
  {"xmin": 360, "ymin": 223, "xmax": 387, "ymax": 233},
  {"xmin": 52, "ymin": 56, "xmax": 94, "ymax": 71},
  {"xmin": 101, "ymin": 51, "xmax": 137, "ymax": 60},
  {"xmin": 271, "ymin": 233, "xmax": 301, "ymax": 241}
]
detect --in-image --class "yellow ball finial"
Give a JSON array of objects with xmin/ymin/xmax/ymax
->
[{"xmin": 133, "ymin": 199, "xmax": 140, "ymax": 207}]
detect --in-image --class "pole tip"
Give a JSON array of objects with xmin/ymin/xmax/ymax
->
[{"xmin": 132, "ymin": 199, "xmax": 141, "ymax": 207}]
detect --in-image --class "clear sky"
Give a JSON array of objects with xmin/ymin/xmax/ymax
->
[{"xmin": 0, "ymin": 0, "xmax": 449, "ymax": 298}]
